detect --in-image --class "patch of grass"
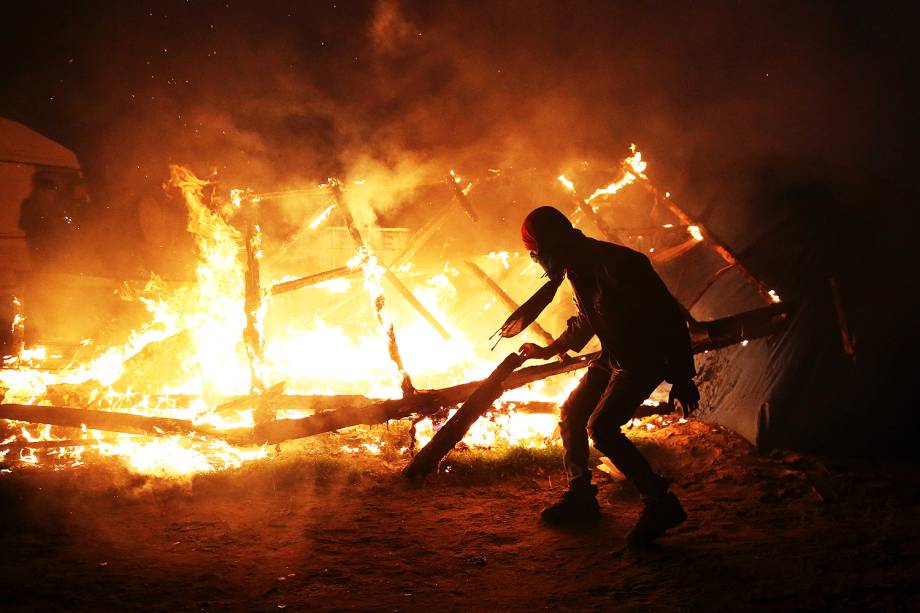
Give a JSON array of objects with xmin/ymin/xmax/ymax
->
[
  {"xmin": 437, "ymin": 444, "xmax": 566, "ymax": 483},
  {"xmin": 191, "ymin": 449, "xmax": 376, "ymax": 495}
]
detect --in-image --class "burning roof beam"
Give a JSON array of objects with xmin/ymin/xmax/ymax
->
[
  {"xmin": 269, "ymin": 265, "xmax": 355, "ymax": 295},
  {"xmin": 446, "ymin": 172, "xmax": 479, "ymax": 222},
  {"xmin": 650, "ymin": 236, "xmax": 703, "ymax": 264},
  {"xmin": 270, "ymin": 194, "xmax": 461, "ymax": 298},
  {"xmin": 558, "ymin": 176, "xmax": 626, "ymax": 244},
  {"xmin": 329, "ymin": 179, "xmax": 452, "ymax": 340},
  {"xmin": 629, "ymin": 172, "xmax": 776, "ymax": 303}
]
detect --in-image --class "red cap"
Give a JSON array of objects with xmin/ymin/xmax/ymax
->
[{"xmin": 521, "ymin": 206, "xmax": 573, "ymax": 252}]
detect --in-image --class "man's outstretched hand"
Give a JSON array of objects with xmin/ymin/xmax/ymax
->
[
  {"xmin": 518, "ymin": 343, "xmax": 555, "ymax": 360},
  {"xmin": 669, "ymin": 379, "xmax": 700, "ymax": 417}
]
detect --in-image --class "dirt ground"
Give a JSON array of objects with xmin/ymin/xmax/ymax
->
[{"xmin": 1, "ymin": 418, "xmax": 918, "ymax": 612}]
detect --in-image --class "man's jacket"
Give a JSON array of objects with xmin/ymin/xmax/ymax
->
[{"xmin": 557, "ymin": 237, "xmax": 695, "ymax": 382}]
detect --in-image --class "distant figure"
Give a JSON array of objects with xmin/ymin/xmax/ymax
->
[
  {"xmin": 516, "ymin": 206, "xmax": 699, "ymax": 547},
  {"xmin": 18, "ymin": 169, "xmax": 88, "ymax": 271}
]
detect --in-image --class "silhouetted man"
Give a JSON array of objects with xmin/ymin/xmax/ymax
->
[{"xmin": 516, "ymin": 206, "xmax": 698, "ymax": 547}]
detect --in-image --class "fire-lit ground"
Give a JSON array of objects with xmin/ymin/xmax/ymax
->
[{"xmin": 1, "ymin": 417, "xmax": 916, "ymax": 612}]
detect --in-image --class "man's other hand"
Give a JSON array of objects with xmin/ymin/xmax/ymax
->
[
  {"xmin": 519, "ymin": 343, "xmax": 554, "ymax": 360},
  {"xmin": 669, "ymin": 379, "xmax": 700, "ymax": 417}
]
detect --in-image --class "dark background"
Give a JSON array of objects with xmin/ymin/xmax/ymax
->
[{"xmin": 2, "ymin": 0, "xmax": 917, "ymax": 452}]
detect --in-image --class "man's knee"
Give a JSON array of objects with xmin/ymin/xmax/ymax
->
[
  {"xmin": 558, "ymin": 406, "xmax": 585, "ymax": 441},
  {"xmin": 587, "ymin": 417, "xmax": 629, "ymax": 451}
]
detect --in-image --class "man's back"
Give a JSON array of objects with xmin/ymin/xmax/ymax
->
[{"xmin": 567, "ymin": 237, "xmax": 692, "ymax": 377}]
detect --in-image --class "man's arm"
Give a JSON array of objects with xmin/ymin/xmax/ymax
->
[{"xmin": 520, "ymin": 313, "xmax": 593, "ymax": 360}]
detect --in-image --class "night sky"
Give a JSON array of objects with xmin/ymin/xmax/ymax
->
[{"xmin": 2, "ymin": 2, "xmax": 913, "ymax": 195}]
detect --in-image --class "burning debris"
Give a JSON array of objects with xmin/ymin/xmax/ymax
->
[{"xmin": 0, "ymin": 148, "xmax": 787, "ymax": 478}]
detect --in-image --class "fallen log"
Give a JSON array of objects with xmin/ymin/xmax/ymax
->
[
  {"xmin": 689, "ymin": 302, "xmax": 789, "ymax": 353},
  {"xmin": 0, "ymin": 404, "xmax": 250, "ymax": 444},
  {"xmin": 446, "ymin": 173, "xmax": 479, "ymax": 222},
  {"xmin": 251, "ymin": 352, "xmax": 600, "ymax": 444},
  {"xmin": 402, "ymin": 352, "xmax": 525, "ymax": 478}
]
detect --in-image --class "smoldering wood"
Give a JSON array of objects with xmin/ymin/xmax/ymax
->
[
  {"xmin": 402, "ymin": 352, "xmax": 526, "ymax": 478},
  {"xmin": 463, "ymin": 261, "xmax": 556, "ymax": 346}
]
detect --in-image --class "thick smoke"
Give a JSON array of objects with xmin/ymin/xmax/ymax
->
[{"xmin": 1, "ymin": 1, "xmax": 916, "ymax": 369}]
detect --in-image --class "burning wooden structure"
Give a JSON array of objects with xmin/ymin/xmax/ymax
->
[{"xmin": 0, "ymin": 148, "xmax": 788, "ymax": 476}]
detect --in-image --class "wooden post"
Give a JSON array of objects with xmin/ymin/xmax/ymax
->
[{"xmin": 242, "ymin": 223, "xmax": 266, "ymax": 395}]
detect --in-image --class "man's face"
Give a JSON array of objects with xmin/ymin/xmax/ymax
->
[{"xmin": 529, "ymin": 246, "xmax": 565, "ymax": 282}]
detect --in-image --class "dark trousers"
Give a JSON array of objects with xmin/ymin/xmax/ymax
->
[{"xmin": 559, "ymin": 364, "xmax": 668, "ymax": 498}]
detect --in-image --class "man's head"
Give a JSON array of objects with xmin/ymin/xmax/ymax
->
[{"xmin": 521, "ymin": 206, "xmax": 575, "ymax": 280}]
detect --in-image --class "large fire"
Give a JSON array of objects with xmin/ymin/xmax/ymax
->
[{"xmin": 0, "ymin": 148, "xmax": 690, "ymax": 477}]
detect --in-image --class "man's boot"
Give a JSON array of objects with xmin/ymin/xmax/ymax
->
[
  {"xmin": 626, "ymin": 491, "xmax": 686, "ymax": 547},
  {"xmin": 540, "ymin": 483, "xmax": 601, "ymax": 524}
]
